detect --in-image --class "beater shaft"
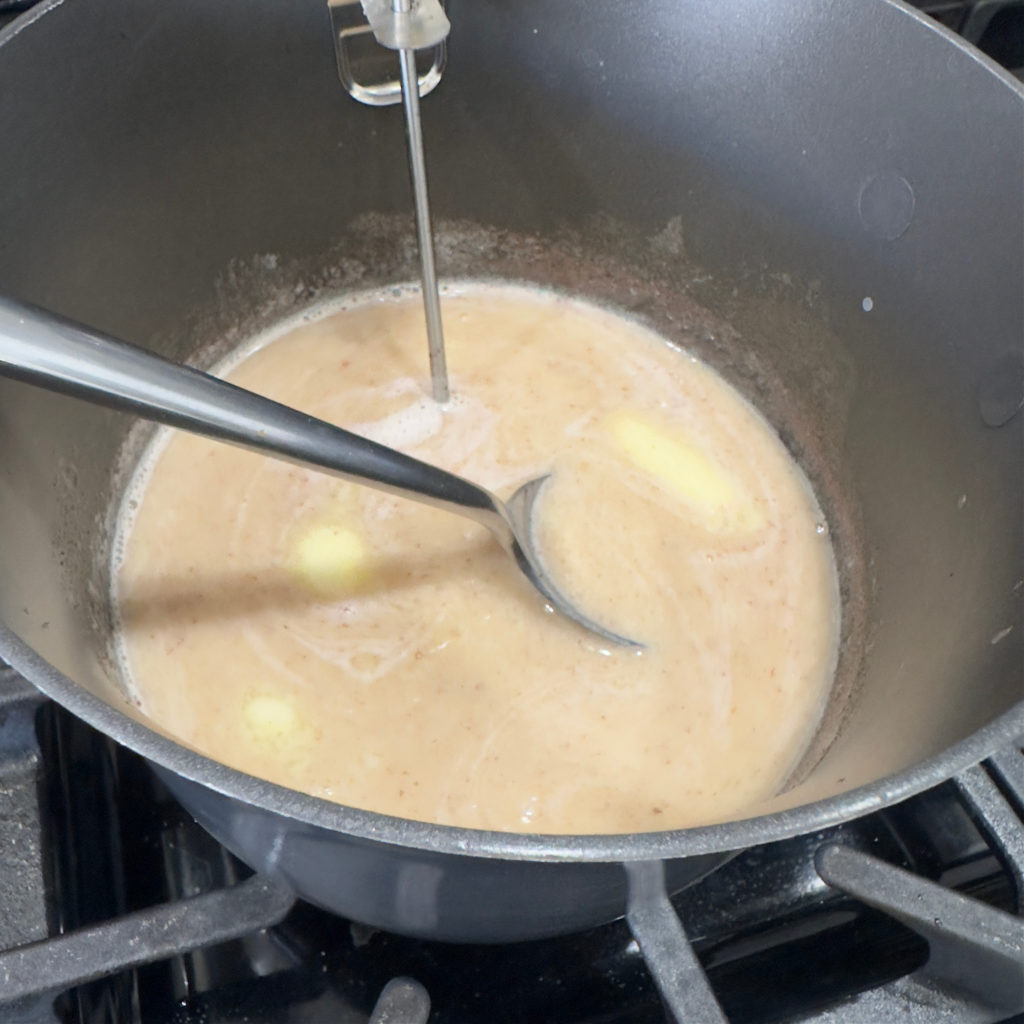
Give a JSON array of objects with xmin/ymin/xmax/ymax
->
[{"xmin": 397, "ymin": 42, "xmax": 449, "ymax": 404}]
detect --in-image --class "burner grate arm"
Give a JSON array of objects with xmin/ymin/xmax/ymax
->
[{"xmin": 0, "ymin": 874, "xmax": 295, "ymax": 1006}]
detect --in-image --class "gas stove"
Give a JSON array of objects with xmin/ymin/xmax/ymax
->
[{"xmin": 0, "ymin": 2, "xmax": 1023, "ymax": 1022}]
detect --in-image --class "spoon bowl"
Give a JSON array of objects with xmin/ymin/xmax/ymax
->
[{"xmin": 495, "ymin": 474, "xmax": 639, "ymax": 647}]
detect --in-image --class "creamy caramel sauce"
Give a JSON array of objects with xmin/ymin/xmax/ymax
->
[{"xmin": 113, "ymin": 284, "xmax": 839, "ymax": 834}]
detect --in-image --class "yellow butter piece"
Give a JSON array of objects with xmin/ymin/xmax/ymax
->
[
  {"xmin": 243, "ymin": 694, "xmax": 302, "ymax": 744},
  {"xmin": 290, "ymin": 523, "xmax": 369, "ymax": 595},
  {"xmin": 608, "ymin": 412, "xmax": 765, "ymax": 533}
]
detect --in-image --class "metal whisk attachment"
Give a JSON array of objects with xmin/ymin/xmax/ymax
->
[{"xmin": 332, "ymin": 0, "xmax": 453, "ymax": 404}]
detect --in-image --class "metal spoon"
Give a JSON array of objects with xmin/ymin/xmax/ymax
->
[{"xmin": 0, "ymin": 297, "xmax": 638, "ymax": 647}]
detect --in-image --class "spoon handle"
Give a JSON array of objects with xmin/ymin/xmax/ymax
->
[{"xmin": 0, "ymin": 297, "xmax": 500, "ymax": 526}]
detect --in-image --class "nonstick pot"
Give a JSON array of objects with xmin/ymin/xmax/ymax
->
[{"xmin": 0, "ymin": 0, "xmax": 1020, "ymax": 942}]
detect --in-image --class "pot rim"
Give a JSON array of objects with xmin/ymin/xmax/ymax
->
[
  {"xmin": 6, "ymin": 0, "xmax": 1024, "ymax": 101},
  {"xmin": 4, "ymin": 625, "xmax": 1023, "ymax": 863}
]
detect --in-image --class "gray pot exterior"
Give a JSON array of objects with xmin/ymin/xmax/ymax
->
[{"xmin": 155, "ymin": 767, "xmax": 728, "ymax": 942}]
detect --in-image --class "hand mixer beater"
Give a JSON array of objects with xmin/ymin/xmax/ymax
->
[{"xmin": 347, "ymin": 0, "xmax": 453, "ymax": 404}]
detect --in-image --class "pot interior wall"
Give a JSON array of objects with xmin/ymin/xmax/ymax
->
[{"xmin": 0, "ymin": 0, "xmax": 1020, "ymax": 821}]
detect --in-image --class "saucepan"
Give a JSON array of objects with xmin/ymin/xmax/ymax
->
[{"xmin": 0, "ymin": 0, "xmax": 1020, "ymax": 942}]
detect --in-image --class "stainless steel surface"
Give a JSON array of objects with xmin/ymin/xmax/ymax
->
[
  {"xmin": 0, "ymin": 296, "xmax": 630, "ymax": 645},
  {"xmin": 397, "ymin": 43, "xmax": 450, "ymax": 403},
  {"xmin": 0, "ymin": 0, "xmax": 1020, "ymax": 942},
  {"xmin": 356, "ymin": 0, "xmax": 452, "ymax": 402},
  {"xmin": 360, "ymin": 0, "xmax": 449, "ymax": 50}
]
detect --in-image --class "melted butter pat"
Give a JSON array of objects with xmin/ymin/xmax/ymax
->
[
  {"xmin": 606, "ymin": 411, "xmax": 767, "ymax": 534},
  {"xmin": 113, "ymin": 284, "xmax": 839, "ymax": 834}
]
